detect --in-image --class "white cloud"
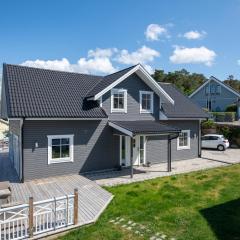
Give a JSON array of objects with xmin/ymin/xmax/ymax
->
[
  {"xmin": 115, "ymin": 45, "xmax": 160, "ymax": 74},
  {"xmin": 145, "ymin": 24, "xmax": 168, "ymax": 41},
  {"xmin": 183, "ymin": 30, "xmax": 206, "ymax": 40},
  {"xmin": 116, "ymin": 45, "xmax": 160, "ymax": 65},
  {"xmin": 21, "ymin": 48, "xmax": 118, "ymax": 75},
  {"xmin": 170, "ymin": 46, "xmax": 216, "ymax": 66}
]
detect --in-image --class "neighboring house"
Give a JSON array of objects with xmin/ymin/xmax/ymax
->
[
  {"xmin": 189, "ymin": 76, "xmax": 240, "ymax": 114},
  {"xmin": 0, "ymin": 63, "xmax": 207, "ymax": 182}
]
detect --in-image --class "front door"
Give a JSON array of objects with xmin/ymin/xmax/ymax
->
[
  {"xmin": 133, "ymin": 135, "xmax": 146, "ymax": 165},
  {"xmin": 120, "ymin": 135, "xmax": 131, "ymax": 167}
]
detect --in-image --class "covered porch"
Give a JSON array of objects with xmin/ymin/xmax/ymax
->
[{"xmin": 109, "ymin": 120, "xmax": 181, "ymax": 178}]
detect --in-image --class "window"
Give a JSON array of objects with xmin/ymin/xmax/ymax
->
[
  {"xmin": 216, "ymin": 85, "xmax": 221, "ymax": 94},
  {"xmin": 211, "ymin": 85, "xmax": 215, "ymax": 94},
  {"xmin": 177, "ymin": 130, "xmax": 190, "ymax": 150},
  {"xmin": 47, "ymin": 135, "xmax": 74, "ymax": 164},
  {"xmin": 140, "ymin": 91, "xmax": 154, "ymax": 113},
  {"xmin": 205, "ymin": 86, "xmax": 210, "ymax": 94},
  {"xmin": 111, "ymin": 89, "xmax": 127, "ymax": 113}
]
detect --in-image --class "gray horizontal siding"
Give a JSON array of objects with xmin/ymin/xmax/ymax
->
[
  {"xmin": 23, "ymin": 120, "xmax": 118, "ymax": 180},
  {"xmin": 102, "ymin": 73, "xmax": 160, "ymax": 121},
  {"xmin": 146, "ymin": 120, "xmax": 199, "ymax": 164}
]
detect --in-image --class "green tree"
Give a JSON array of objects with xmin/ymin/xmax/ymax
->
[{"xmin": 152, "ymin": 69, "xmax": 206, "ymax": 95}]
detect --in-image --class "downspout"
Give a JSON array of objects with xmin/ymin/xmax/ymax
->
[
  {"xmin": 167, "ymin": 132, "xmax": 179, "ymax": 172},
  {"xmin": 198, "ymin": 119, "xmax": 202, "ymax": 158},
  {"xmin": 20, "ymin": 118, "xmax": 24, "ymax": 182}
]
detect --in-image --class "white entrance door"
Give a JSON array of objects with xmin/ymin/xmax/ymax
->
[
  {"xmin": 120, "ymin": 135, "xmax": 131, "ymax": 167},
  {"xmin": 133, "ymin": 135, "xmax": 146, "ymax": 165}
]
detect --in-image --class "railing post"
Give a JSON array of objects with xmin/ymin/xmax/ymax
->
[
  {"xmin": 74, "ymin": 188, "xmax": 78, "ymax": 225},
  {"xmin": 29, "ymin": 196, "xmax": 34, "ymax": 238}
]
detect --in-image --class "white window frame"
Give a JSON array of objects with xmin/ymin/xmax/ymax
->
[
  {"xmin": 111, "ymin": 88, "xmax": 127, "ymax": 113},
  {"xmin": 47, "ymin": 134, "xmax": 74, "ymax": 164},
  {"xmin": 139, "ymin": 90, "xmax": 154, "ymax": 114},
  {"xmin": 177, "ymin": 130, "xmax": 190, "ymax": 150}
]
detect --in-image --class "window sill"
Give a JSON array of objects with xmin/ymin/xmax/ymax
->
[
  {"xmin": 177, "ymin": 146, "xmax": 190, "ymax": 151},
  {"xmin": 48, "ymin": 158, "xmax": 74, "ymax": 164},
  {"xmin": 111, "ymin": 109, "xmax": 127, "ymax": 113},
  {"xmin": 140, "ymin": 110, "xmax": 153, "ymax": 114}
]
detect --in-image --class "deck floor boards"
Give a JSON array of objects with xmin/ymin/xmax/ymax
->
[{"xmin": 0, "ymin": 152, "xmax": 113, "ymax": 226}]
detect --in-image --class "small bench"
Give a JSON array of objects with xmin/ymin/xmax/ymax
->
[{"xmin": 0, "ymin": 181, "xmax": 11, "ymax": 205}]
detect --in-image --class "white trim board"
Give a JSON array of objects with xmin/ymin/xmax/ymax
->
[
  {"xmin": 108, "ymin": 122, "xmax": 133, "ymax": 137},
  {"xmin": 189, "ymin": 76, "xmax": 240, "ymax": 98},
  {"xmin": 92, "ymin": 64, "xmax": 174, "ymax": 105}
]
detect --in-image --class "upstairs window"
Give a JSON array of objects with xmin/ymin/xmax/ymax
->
[
  {"xmin": 205, "ymin": 86, "xmax": 210, "ymax": 94},
  {"xmin": 210, "ymin": 85, "xmax": 215, "ymax": 93},
  {"xmin": 177, "ymin": 130, "xmax": 190, "ymax": 150},
  {"xmin": 111, "ymin": 89, "xmax": 127, "ymax": 113},
  {"xmin": 216, "ymin": 85, "xmax": 221, "ymax": 94},
  {"xmin": 47, "ymin": 135, "xmax": 74, "ymax": 164},
  {"xmin": 140, "ymin": 91, "xmax": 154, "ymax": 113}
]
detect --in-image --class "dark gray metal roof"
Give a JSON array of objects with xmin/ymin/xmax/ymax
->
[
  {"xmin": 3, "ymin": 64, "xmax": 107, "ymax": 118},
  {"xmin": 110, "ymin": 120, "xmax": 181, "ymax": 135},
  {"xmin": 159, "ymin": 83, "xmax": 209, "ymax": 119},
  {"xmin": 86, "ymin": 65, "xmax": 137, "ymax": 98}
]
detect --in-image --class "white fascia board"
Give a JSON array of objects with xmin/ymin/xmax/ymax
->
[
  {"xmin": 108, "ymin": 122, "xmax": 133, "ymax": 137},
  {"xmin": 93, "ymin": 65, "xmax": 140, "ymax": 100},
  {"xmin": 93, "ymin": 64, "xmax": 174, "ymax": 105},
  {"xmin": 136, "ymin": 65, "xmax": 174, "ymax": 105}
]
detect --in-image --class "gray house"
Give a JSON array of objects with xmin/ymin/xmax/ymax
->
[
  {"xmin": 189, "ymin": 76, "xmax": 240, "ymax": 113},
  {"xmin": 1, "ymin": 64, "xmax": 207, "ymax": 182}
]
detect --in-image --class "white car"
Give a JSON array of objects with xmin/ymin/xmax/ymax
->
[{"xmin": 201, "ymin": 134, "xmax": 229, "ymax": 151}]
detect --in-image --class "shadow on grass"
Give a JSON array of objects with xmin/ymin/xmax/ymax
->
[{"xmin": 200, "ymin": 198, "xmax": 240, "ymax": 240}]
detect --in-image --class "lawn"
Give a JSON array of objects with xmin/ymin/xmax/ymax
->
[{"xmin": 59, "ymin": 165, "xmax": 240, "ymax": 240}]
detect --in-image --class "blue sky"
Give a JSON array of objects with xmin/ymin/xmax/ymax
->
[{"xmin": 0, "ymin": 0, "xmax": 240, "ymax": 79}]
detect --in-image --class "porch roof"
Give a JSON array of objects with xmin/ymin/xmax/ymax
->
[{"xmin": 109, "ymin": 120, "xmax": 181, "ymax": 137}]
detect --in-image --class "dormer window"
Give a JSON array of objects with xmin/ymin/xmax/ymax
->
[
  {"xmin": 140, "ymin": 91, "xmax": 154, "ymax": 113},
  {"xmin": 111, "ymin": 89, "xmax": 127, "ymax": 113}
]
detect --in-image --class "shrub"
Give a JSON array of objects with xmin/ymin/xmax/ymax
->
[
  {"xmin": 217, "ymin": 125, "xmax": 240, "ymax": 147},
  {"xmin": 212, "ymin": 112, "xmax": 236, "ymax": 122},
  {"xmin": 201, "ymin": 120, "xmax": 216, "ymax": 129},
  {"xmin": 225, "ymin": 104, "xmax": 237, "ymax": 112}
]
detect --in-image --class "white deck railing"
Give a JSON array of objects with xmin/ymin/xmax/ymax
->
[{"xmin": 0, "ymin": 190, "xmax": 78, "ymax": 240}]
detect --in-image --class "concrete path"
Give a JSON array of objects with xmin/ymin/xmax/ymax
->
[{"xmin": 87, "ymin": 149, "xmax": 240, "ymax": 187}]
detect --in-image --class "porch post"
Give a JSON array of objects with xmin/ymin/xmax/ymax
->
[
  {"xmin": 130, "ymin": 137, "xmax": 133, "ymax": 178},
  {"xmin": 167, "ymin": 135, "xmax": 172, "ymax": 172}
]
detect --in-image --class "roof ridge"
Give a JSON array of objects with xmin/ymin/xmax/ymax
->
[
  {"xmin": 3, "ymin": 63, "xmax": 103, "ymax": 78},
  {"xmin": 103, "ymin": 64, "xmax": 138, "ymax": 78}
]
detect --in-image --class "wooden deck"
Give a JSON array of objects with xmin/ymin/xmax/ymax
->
[{"xmin": 0, "ymin": 152, "xmax": 113, "ymax": 227}]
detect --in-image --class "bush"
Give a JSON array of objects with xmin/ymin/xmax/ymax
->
[
  {"xmin": 212, "ymin": 112, "xmax": 236, "ymax": 122},
  {"xmin": 217, "ymin": 125, "xmax": 240, "ymax": 147},
  {"xmin": 225, "ymin": 104, "xmax": 237, "ymax": 112},
  {"xmin": 201, "ymin": 120, "xmax": 216, "ymax": 129}
]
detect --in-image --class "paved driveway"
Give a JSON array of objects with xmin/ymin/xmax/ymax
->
[
  {"xmin": 202, "ymin": 148, "xmax": 240, "ymax": 164},
  {"xmin": 89, "ymin": 148, "xmax": 240, "ymax": 187}
]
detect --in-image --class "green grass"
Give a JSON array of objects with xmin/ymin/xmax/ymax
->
[{"xmin": 59, "ymin": 165, "xmax": 240, "ymax": 240}]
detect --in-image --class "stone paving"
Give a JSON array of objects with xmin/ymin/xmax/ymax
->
[
  {"xmin": 87, "ymin": 149, "xmax": 240, "ymax": 187},
  {"xmin": 109, "ymin": 217, "xmax": 176, "ymax": 240}
]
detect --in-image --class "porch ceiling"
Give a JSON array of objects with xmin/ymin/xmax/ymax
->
[{"xmin": 109, "ymin": 120, "xmax": 181, "ymax": 137}]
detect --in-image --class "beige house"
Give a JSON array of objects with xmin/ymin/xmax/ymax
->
[{"xmin": 0, "ymin": 119, "xmax": 8, "ymax": 139}]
